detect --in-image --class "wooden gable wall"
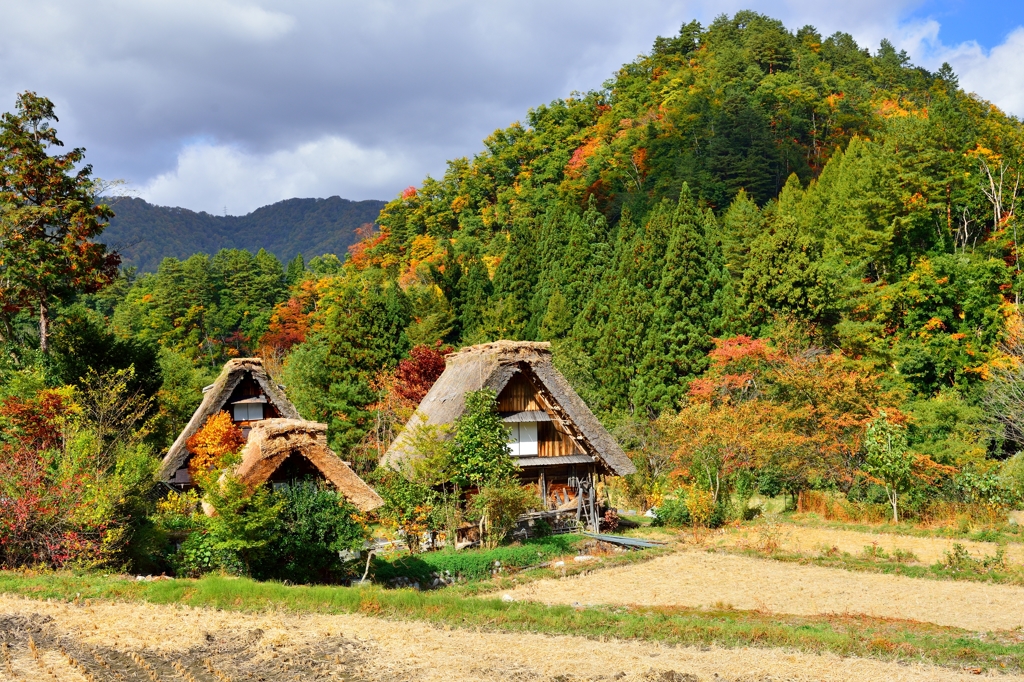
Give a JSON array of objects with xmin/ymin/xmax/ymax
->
[{"xmin": 498, "ymin": 372, "xmax": 582, "ymax": 457}]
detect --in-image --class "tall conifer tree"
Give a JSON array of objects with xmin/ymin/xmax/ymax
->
[
  {"xmin": 491, "ymin": 218, "xmax": 539, "ymax": 339},
  {"xmin": 632, "ymin": 184, "xmax": 727, "ymax": 414},
  {"xmin": 591, "ymin": 203, "xmax": 674, "ymax": 413}
]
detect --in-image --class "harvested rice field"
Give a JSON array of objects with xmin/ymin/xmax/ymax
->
[
  {"xmin": 503, "ymin": 549, "xmax": 1024, "ymax": 632},
  {"xmin": 0, "ymin": 593, "xmax": 1014, "ymax": 682},
  {"xmin": 712, "ymin": 523, "xmax": 1024, "ymax": 565}
]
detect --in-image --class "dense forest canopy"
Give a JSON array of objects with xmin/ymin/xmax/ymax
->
[{"xmin": 5, "ymin": 11, "xmax": 1024, "ymax": 571}]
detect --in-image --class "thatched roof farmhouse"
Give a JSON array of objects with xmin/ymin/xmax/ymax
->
[
  {"xmin": 383, "ymin": 341, "xmax": 634, "ymax": 509},
  {"xmin": 158, "ymin": 357, "xmax": 300, "ymax": 484},
  {"xmin": 158, "ymin": 358, "xmax": 380, "ymax": 511}
]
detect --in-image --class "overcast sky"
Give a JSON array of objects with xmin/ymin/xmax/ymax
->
[{"xmin": 1, "ymin": 0, "xmax": 1022, "ymax": 215}]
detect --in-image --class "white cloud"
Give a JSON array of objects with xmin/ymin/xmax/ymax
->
[
  {"xmin": 2, "ymin": 0, "xmax": 1023, "ymax": 214},
  {"xmin": 140, "ymin": 136, "xmax": 409, "ymax": 214},
  {"xmin": 931, "ymin": 29, "xmax": 1024, "ymax": 116}
]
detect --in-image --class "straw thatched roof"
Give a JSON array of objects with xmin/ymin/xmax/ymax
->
[
  {"xmin": 157, "ymin": 357, "xmax": 300, "ymax": 481},
  {"xmin": 382, "ymin": 341, "xmax": 635, "ymax": 476},
  {"xmin": 235, "ymin": 419, "xmax": 383, "ymax": 512}
]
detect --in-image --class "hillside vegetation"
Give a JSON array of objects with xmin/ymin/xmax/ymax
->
[
  {"xmin": 4, "ymin": 11, "xmax": 1024, "ymax": 575},
  {"xmin": 103, "ymin": 196, "xmax": 384, "ymax": 272}
]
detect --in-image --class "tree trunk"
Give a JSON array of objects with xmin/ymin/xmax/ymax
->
[
  {"xmin": 39, "ymin": 299, "xmax": 49, "ymax": 353},
  {"xmin": 889, "ymin": 489, "xmax": 899, "ymax": 524}
]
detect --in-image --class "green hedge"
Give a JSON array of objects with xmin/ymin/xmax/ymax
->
[{"xmin": 372, "ymin": 534, "xmax": 583, "ymax": 584}]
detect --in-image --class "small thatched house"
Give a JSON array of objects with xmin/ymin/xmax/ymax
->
[
  {"xmin": 236, "ymin": 419, "xmax": 382, "ymax": 512},
  {"xmin": 157, "ymin": 359, "xmax": 381, "ymax": 513},
  {"xmin": 158, "ymin": 357, "xmax": 300, "ymax": 485},
  {"xmin": 383, "ymin": 341, "xmax": 634, "ymax": 509}
]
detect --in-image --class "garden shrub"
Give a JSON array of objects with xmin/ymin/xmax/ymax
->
[
  {"xmin": 470, "ymin": 483, "xmax": 541, "ymax": 548},
  {"xmin": 171, "ymin": 532, "xmax": 220, "ymax": 577},
  {"xmin": 200, "ymin": 473, "xmax": 285, "ymax": 575},
  {"xmin": 255, "ymin": 482, "xmax": 369, "ymax": 583},
  {"xmin": 369, "ymin": 466, "xmax": 435, "ymax": 552},
  {"xmin": 651, "ymin": 496, "xmax": 690, "ymax": 527}
]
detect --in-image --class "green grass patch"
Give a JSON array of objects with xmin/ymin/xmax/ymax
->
[
  {"xmin": 371, "ymin": 534, "xmax": 584, "ymax": 585},
  {"xmin": 1, "ymin": 570, "xmax": 1023, "ymax": 673}
]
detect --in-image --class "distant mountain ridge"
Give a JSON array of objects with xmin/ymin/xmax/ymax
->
[{"xmin": 101, "ymin": 196, "xmax": 386, "ymax": 272}]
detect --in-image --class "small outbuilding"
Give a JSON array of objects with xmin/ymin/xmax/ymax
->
[
  {"xmin": 236, "ymin": 419, "xmax": 383, "ymax": 512},
  {"xmin": 383, "ymin": 341, "xmax": 635, "ymax": 509}
]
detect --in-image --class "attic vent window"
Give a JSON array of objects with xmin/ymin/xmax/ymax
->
[
  {"xmin": 508, "ymin": 422, "xmax": 538, "ymax": 456},
  {"xmin": 232, "ymin": 396, "xmax": 267, "ymax": 422}
]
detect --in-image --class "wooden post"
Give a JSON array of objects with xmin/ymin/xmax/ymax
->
[
  {"xmin": 539, "ymin": 471, "xmax": 547, "ymax": 510},
  {"xmin": 588, "ymin": 483, "xmax": 598, "ymax": 532}
]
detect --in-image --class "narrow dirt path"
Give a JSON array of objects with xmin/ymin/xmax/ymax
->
[
  {"xmin": 503, "ymin": 549, "xmax": 1024, "ymax": 632},
  {"xmin": 0, "ymin": 593, "xmax": 1012, "ymax": 682}
]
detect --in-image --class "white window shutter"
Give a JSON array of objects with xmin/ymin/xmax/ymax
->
[
  {"xmin": 508, "ymin": 423, "xmax": 520, "ymax": 456},
  {"xmin": 519, "ymin": 422, "xmax": 538, "ymax": 455}
]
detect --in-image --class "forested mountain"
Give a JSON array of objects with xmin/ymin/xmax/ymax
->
[
  {"xmin": 6, "ymin": 10, "xmax": 1024, "ymax": 567},
  {"xmin": 102, "ymin": 196, "xmax": 385, "ymax": 272}
]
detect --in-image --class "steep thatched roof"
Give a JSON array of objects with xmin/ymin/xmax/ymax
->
[
  {"xmin": 157, "ymin": 358, "xmax": 300, "ymax": 481},
  {"xmin": 235, "ymin": 419, "xmax": 383, "ymax": 512},
  {"xmin": 382, "ymin": 341, "xmax": 634, "ymax": 476}
]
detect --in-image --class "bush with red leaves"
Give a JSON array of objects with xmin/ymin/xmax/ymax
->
[
  {"xmin": 395, "ymin": 342, "xmax": 452, "ymax": 404},
  {"xmin": 0, "ymin": 390, "xmax": 115, "ymax": 569}
]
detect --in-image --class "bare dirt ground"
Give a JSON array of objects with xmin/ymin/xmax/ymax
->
[
  {"xmin": 503, "ymin": 549, "xmax": 1024, "ymax": 632},
  {"xmin": 0, "ymin": 593, "xmax": 1012, "ymax": 682},
  {"xmin": 711, "ymin": 523, "xmax": 1024, "ymax": 565}
]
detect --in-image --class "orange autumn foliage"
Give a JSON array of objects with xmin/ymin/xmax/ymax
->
[
  {"xmin": 186, "ymin": 411, "xmax": 245, "ymax": 475},
  {"xmin": 258, "ymin": 278, "xmax": 320, "ymax": 357},
  {"xmin": 670, "ymin": 336, "xmax": 900, "ymax": 496}
]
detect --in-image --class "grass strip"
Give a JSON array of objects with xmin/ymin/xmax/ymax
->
[
  {"xmin": 783, "ymin": 515, "xmax": 1024, "ymax": 545},
  {"xmin": 449, "ymin": 545, "xmax": 672, "ymax": 597},
  {"xmin": 372, "ymin": 534, "xmax": 584, "ymax": 585},
  {"xmin": 1, "ymin": 570, "xmax": 1023, "ymax": 673},
  {"xmin": 728, "ymin": 547, "xmax": 1024, "ymax": 587}
]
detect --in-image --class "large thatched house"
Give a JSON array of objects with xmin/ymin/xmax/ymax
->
[
  {"xmin": 383, "ymin": 341, "xmax": 634, "ymax": 508},
  {"xmin": 158, "ymin": 358, "xmax": 381, "ymax": 511}
]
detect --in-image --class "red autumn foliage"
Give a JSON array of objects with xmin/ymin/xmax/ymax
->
[
  {"xmin": 707, "ymin": 335, "xmax": 780, "ymax": 368},
  {"xmin": 401, "ymin": 186, "xmax": 418, "ymax": 199},
  {"xmin": 347, "ymin": 225, "xmax": 388, "ymax": 270},
  {"xmin": 671, "ymin": 336, "xmax": 899, "ymax": 496},
  {"xmin": 0, "ymin": 391, "xmax": 68, "ymax": 450},
  {"xmin": 395, "ymin": 342, "xmax": 452, "ymax": 403}
]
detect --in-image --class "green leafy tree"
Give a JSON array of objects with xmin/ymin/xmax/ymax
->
[
  {"xmin": 200, "ymin": 472, "xmax": 285, "ymax": 574},
  {"xmin": 0, "ymin": 92, "xmax": 119, "ymax": 351},
  {"xmin": 863, "ymin": 411, "xmax": 913, "ymax": 523},
  {"xmin": 448, "ymin": 388, "xmax": 515, "ymax": 488},
  {"xmin": 283, "ymin": 274, "xmax": 410, "ymax": 453},
  {"xmin": 258, "ymin": 483, "xmax": 369, "ymax": 583}
]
